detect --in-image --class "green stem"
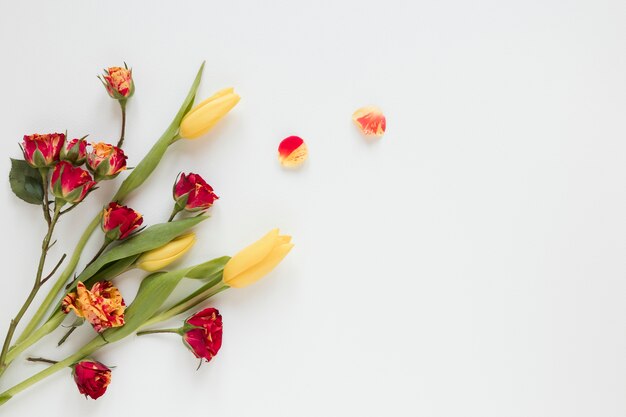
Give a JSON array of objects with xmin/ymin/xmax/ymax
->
[
  {"xmin": 141, "ymin": 280, "xmax": 227, "ymax": 329},
  {"xmin": 0, "ymin": 337, "xmax": 106, "ymax": 406},
  {"xmin": 39, "ymin": 169, "xmax": 51, "ymax": 226},
  {"xmin": 0, "ymin": 205, "xmax": 62, "ymax": 374},
  {"xmin": 117, "ymin": 100, "xmax": 127, "ymax": 148},
  {"xmin": 168, "ymin": 206, "xmax": 182, "ymax": 222},
  {"xmin": 136, "ymin": 328, "xmax": 181, "ymax": 336},
  {"xmin": 7, "ymin": 313, "xmax": 64, "ymax": 363},
  {"xmin": 84, "ymin": 239, "xmax": 111, "ymax": 269},
  {"xmin": 26, "ymin": 357, "xmax": 58, "ymax": 365},
  {"xmin": 16, "ymin": 214, "xmax": 101, "ymax": 345}
]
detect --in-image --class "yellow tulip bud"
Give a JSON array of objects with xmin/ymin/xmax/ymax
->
[
  {"xmin": 136, "ymin": 233, "xmax": 197, "ymax": 272},
  {"xmin": 223, "ymin": 229, "xmax": 293, "ymax": 288},
  {"xmin": 179, "ymin": 87, "xmax": 241, "ymax": 139}
]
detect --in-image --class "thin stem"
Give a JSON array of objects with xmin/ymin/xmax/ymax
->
[
  {"xmin": 117, "ymin": 100, "xmax": 127, "ymax": 148},
  {"xmin": 40, "ymin": 254, "xmax": 67, "ymax": 285},
  {"xmin": 16, "ymin": 214, "xmax": 101, "ymax": 345},
  {"xmin": 26, "ymin": 357, "xmax": 58, "ymax": 365},
  {"xmin": 39, "ymin": 169, "xmax": 51, "ymax": 226},
  {"xmin": 168, "ymin": 206, "xmax": 181, "ymax": 222},
  {"xmin": 136, "ymin": 328, "xmax": 181, "ymax": 336},
  {"xmin": 84, "ymin": 239, "xmax": 111, "ymax": 269},
  {"xmin": 0, "ymin": 205, "xmax": 62, "ymax": 374},
  {"xmin": 57, "ymin": 326, "xmax": 78, "ymax": 346}
]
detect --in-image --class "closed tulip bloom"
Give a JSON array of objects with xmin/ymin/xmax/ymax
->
[
  {"xmin": 179, "ymin": 87, "xmax": 240, "ymax": 139},
  {"xmin": 51, "ymin": 161, "xmax": 96, "ymax": 204},
  {"xmin": 22, "ymin": 133, "xmax": 65, "ymax": 168},
  {"xmin": 136, "ymin": 233, "xmax": 196, "ymax": 272},
  {"xmin": 72, "ymin": 361, "xmax": 111, "ymax": 400},
  {"xmin": 223, "ymin": 229, "xmax": 293, "ymax": 288}
]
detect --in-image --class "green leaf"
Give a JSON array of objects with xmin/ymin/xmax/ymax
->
[
  {"xmin": 88, "ymin": 254, "xmax": 140, "ymax": 282},
  {"xmin": 113, "ymin": 62, "xmax": 205, "ymax": 202},
  {"xmin": 77, "ymin": 215, "xmax": 208, "ymax": 287},
  {"xmin": 104, "ymin": 268, "xmax": 192, "ymax": 342},
  {"xmin": 186, "ymin": 256, "xmax": 230, "ymax": 279},
  {"xmin": 9, "ymin": 159, "xmax": 44, "ymax": 205}
]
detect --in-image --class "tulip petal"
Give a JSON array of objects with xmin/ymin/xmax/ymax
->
[
  {"xmin": 184, "ymin": 87, "xmax": 235, "ymax": 119},
  {"xmin": 136, "ymin": 233, "xmax": 197, "ymax": 272},
  {"xmin": 180, "ymin": 92, "xmax": 241, "ymax": 139},
  {"xmin": 278, "ymin": 136, "xmax": 308, "ymax": 168},
  {"xmin": 223, "ymin": 229, "xmax": 280, "ymax": 283},
  {"xmin": 226, "ymin": 243, "xmax": 294, "ymax": 288}
]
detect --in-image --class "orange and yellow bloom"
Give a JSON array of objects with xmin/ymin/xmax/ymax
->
[
  {"xmin": 352, "ymin": 106, "xmax": 386, "ymax": 137},
  {"xmin": 87, "ymin": 142, "xmax": 127, "ymax": 181},
  {"xmin": 179, "ymin": 87, "xmax": 240, "ymax": 139},
  {"xmin": 100, "ymin": 66, "xmax": 134, "ymax": 100},
  {"xmin": 62, "ymin": 281, "xmax": 126, "ymax": 332}
]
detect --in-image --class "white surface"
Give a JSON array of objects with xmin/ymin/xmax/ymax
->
[{"xmin": 0, "ymin": 0, "xmax": 625, "ymax": 415}]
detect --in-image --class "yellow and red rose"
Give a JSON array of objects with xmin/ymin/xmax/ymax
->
[
  {"xmin": 62, "ymin": 281, "xmax": 126, "ymax": 332},
  {"xmin": 21, "ymin": 133, "xmax": 65, "ymax": 168},
  {"xmin": 182, "ymin": 308, "xmax": 223, "ymax": 362},
  {"xmin": 101, "ymin": 66, "xmax": 134, "ymax": 100},
  {"xmin": 101, "ymin": 202, "xmax": 143, "ymax": 240},
  {"xmin": 51, "ymin": 161, "xmax": 96, "ymax": 204},
  {"xmin": 72, "ymin": 360, "xmax": 111, "ymax": 400},
  {"xmin": 61, "ymin": 138, "xmax": 88, "ymax": 165},
  {"xmin": 173, "ymin": 172, "xmax": 219, "ymax": 212},
  {"xmin": 87, "ymin": 142, "xmax": 127, "ymax": 181}
]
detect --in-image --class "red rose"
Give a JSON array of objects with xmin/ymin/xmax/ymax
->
[
  {"xmin": 183, "ymin": 308, "xmax": 223, "ymax": 362},
  {"xmin": 87, "ymin": 142, "xmax": 127, "ymax": 181},
  {"xmin": 21, "ymin": 133, "xmax": 65, "ymax": 168},
  {"xmin": 61, "ymin": 138, "xmax": 88, "ymax": 165},
  {"xmin": 173, "ymin": 173, "xmax": 219, "ymax": 212},
  {"xmin": 72, "ymin": 360, "xmax": 111, "ymax": 400},
  {"xmin": 100, "ymin": 66, "xmax": 134, "ymax": 99},
  {"xmin": 51, "ymin": 162, "xmax": 96, "ymax": 204},
  {"xmin": 101, "ymin": 202, "xmax": 143, "ymax": 240}
]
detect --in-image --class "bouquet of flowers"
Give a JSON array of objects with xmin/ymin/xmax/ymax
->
[{"xmin": 0, "ymin": 62, "xmax": 293, "ymax": 404}]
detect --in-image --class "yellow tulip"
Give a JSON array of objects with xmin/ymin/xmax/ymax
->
[
  {"xmin": 136, "ymin": 233, "xmax": 197, "ymax": 272},
  {"xmin": 179, "ymin": 87, "xmax": 240, "ymax": 139},
  {"xmin": 223, "ymin": 229, "xmax": 293, "ymax": 288}
]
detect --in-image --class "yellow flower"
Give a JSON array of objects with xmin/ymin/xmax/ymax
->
[
  {"xmin": 223, "ymin": 229, "xmax": 293, "ymax": 288},
  {"xmin": 135, "ymin": 233, "xmax": 197, "ymax": 272},
  {"xmin": 179, "ymin": 87, "xmax": 240, "ymax": 139},
  {"xmin": 61, "ymin": 281, "xmax": 125, "ymax": 332}
]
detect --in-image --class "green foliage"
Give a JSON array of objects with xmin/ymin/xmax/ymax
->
[{"xmin": 8, "ymin": 159, "xmax": 43, "ymax": 205}]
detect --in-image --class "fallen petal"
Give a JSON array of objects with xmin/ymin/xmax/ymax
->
[
  {"xmin": 352, "ymin": 106, "xmax": 386, "ymax": 137},
  {"xmin": 278, "ymin": 136, "xmax": 308, "ymax": 167}
]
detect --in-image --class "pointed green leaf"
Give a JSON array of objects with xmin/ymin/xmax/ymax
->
[{"xmin": 9, "ymin": 159, "xmax": 44, "ymax": 205}]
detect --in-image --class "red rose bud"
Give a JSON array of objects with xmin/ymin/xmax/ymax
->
[
  {"xmin": 173, "ymin": 173, "xmax": 219, "ymax": 212},
  {"xmin": 278, "ymin": 136, "xmax": 308, "ymax": 168},
  {"xmin": 72, "ymin": 360, "xmax": 111, "ymax": 400},
  {"xmin": 182, "ymin": 308, "xmax": 223, "ymax": 363},
  {"xmin": 21, "ymin": 133, "xmax": 65, "ymax": 168},
  {"xmin": 102, "ymin": 202, "xmax": 143, "ymax": 240},
  {"xmin": 87, "ymin": 142, "xmax": 127, "ymax": 181},
  {"xmin": 100, "ymin": 65, "xmax": 134, "ymax": 100},
  {"xmin": 51, "ymin": 161, "xmax": 96, "ymax": 204},
  {"xmin": 61, "ymin": 138, "xmax": 88, "ymax": 165}
]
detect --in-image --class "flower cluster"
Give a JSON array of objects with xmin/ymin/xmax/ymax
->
[{"xmin": 0, "ymin": 63, "xmax": 293, "ymax": 408}]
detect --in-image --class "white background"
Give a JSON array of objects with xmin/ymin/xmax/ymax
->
[{"xmin": 0, "ymin": 0, "xmax": 624, "ymax": 415}]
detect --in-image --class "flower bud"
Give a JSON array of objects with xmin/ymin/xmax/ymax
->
[
  {"xmin": 51, "ymin": 161, "xmax": 96, "ymax": 204},
  {"xmin": 136, "ymin": 233, "xmax": 196, "ymax": 272},
  {"xmin": 182, "ymin": 308, "xmax": 223, "ymax": 362},
  {"xmin": 21, "ymin": 133, "xmax": 65, "ymax": 168},
  {"xmin": 223, "ymin": 229, "xmax": 293, "ymax": 288},
  {"xmin": 100, "ymin": 65, "xmax": 134, "ymax": 100},
  {"xmin": 352, "ymin": 106, "xmax": 386, "ymax": 137},
  {"xmin": 62, "ymin": 281, "xmax": 126, "ymax": 332},
  {"xmin": 179, "ymin": 87, "xmax": 240, "ymax": 139},
  {"xmin": 173, "ymin": 173, "xmax": 219, "ymax": 212},
  {"xmin": 87, "ymin": 142, "xmax": 127, "ymax": 181},
  {"xmin": 72, "ymin": 360, "xmax": 111, "ymax": 400},
  {"xmin": 61, "ymin": 138, "xmax": 88, "ymax": 165},
  {"xmin": 101, "ymin": 202, "xmax": 143, "ymax": 240}
]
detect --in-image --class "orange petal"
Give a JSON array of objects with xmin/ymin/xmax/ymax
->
[
  {"xmin": 352, "ymin": 106, "xmax": 386, "ymax": 137},
  {"xmin": 278, "ymin": 136, "xmax": 308, "ymax": 168}
]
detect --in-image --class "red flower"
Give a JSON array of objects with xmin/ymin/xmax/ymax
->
[
  {"xmin": 21, "ymin": 133, "xmax": 65, "ymax": 168},
  {"xmin": 61, "ymin": 138, "xmax": 88, "ymax": 165},
  {"xmin": 72, "ymin": 360, "xmax": 111, "ymax": 400},
  {"xmin": 87, "ymin": 142, "xmax": 127, "ymax": 181},
  {"xmin": 51, "ymin": 161, "xmax": 96, "ymax": 204},
  {"xmin": 101, "ymin": 202, "xmax": 143, "ymax": 240},
  {"xmin": 100, "ymin": 65, "xmax": 134, "ymax": 99},
  {"xmin": 183, "ymin": 308, "xmax": 223, "ymax": 362},
  {"xmin": 173, "ymin": 173, "xmax": 219, "ymax": 212}
]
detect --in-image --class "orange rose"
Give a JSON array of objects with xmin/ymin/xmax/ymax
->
[
  {"xmin": 62, "ymin": 281, "xmax": 126, "ymax": 332},
  {"xmin": 100, "ymin": 65, "xmax": 134, "ymax": 99}
]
